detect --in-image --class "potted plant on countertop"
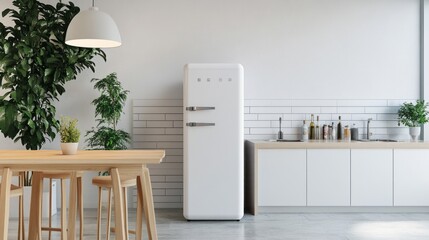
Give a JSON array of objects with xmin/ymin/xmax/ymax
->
[
  {"xmin": 60, "ymin": 116, "xmax": 80, "ymax": 155},
  {"xmin": 85, "ymin": 72, "xmax": 131, "ymax": 175},
  {"xmin": 398, "ymin": 100, "xmax": 429, "ymax": 141}
]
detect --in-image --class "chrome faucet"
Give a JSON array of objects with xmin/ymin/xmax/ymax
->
[
  {"xmin": 278, "ymin": 117, "xmax": 283, "ymax": 140},
  {"xmin": 367, "ymin": 118, "xmax": 373, "ymax": 140}
]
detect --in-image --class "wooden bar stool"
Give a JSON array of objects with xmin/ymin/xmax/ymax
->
[
  {"xmin": 41, "ymin": 171, "xmax": 84, "ymax": 240},
  {"xmin": 0, "ymin": 171, "xmax": 25, "ymax": 240},
  {"xmin": 92, "ymin": 175, "xmax": 139, "ymax": 240}
]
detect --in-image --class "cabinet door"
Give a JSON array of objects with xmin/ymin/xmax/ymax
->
[
  {"xmin": 394, "ymin": 149, "xmax": 429, "ymax": 206},
  {"xmin": 351, "ymin": 149, "xmax": 393, "ymax": 206},
  {"xmin": 258, "ymin": 149, "xmax": 306, "ymax": 206},
  {"xmin": 307, "ymin": 149, "xmax": 350, "ymax": 206}
]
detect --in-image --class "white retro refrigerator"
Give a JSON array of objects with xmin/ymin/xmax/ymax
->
[{"xmin": 183, "ymin": 63, "xmax": 244, "ymax": 220}]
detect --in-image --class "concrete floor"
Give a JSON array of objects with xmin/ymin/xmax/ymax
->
[{"xmin": 7, "ymin": 209, "xmax": 429, "ymax": 239}]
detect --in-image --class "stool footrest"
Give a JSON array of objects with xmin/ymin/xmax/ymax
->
[
  {"xmin": 110, "ymin": 227, "xmax": 136, "ymax": 235},
  {"xmin": 41, "ymin": 227, "xmax": 62, "ymax": 232}
]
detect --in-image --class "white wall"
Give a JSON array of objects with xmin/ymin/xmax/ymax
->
[{"xmin": 0, "ymin": 0, "xmax": 422, "ymax": 208}]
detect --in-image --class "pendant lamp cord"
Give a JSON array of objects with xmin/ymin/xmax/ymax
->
[{"xmin": 92, "ymin": 0, "xmax": 95, "ymax": 7}]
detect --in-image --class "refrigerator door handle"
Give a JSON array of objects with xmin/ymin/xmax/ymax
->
[
  {"xmin": 186, "ymin": 122, "xmax": 215, "ymax": 127},
  {"xmin": 186, "ymin": 106, "xmax": 215, "ymax": 111}
]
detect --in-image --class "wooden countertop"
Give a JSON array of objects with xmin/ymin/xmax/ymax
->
[{"xmin": 246, "ymin": 140, "xmax": 429, "ymax": 149}]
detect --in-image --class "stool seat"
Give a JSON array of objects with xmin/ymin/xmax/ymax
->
[
  {"xmin": 92, "ymin": 176, "xmax": 136, "ymax": 188},
  {"xmin": 41, "ymin": 171, "xmax": 84, "ymax": 179},
  {"xmin": 92, "ymin": 175, "xmax": 138, "ymax": 240},
  {"xmin": 0, "ymin": 171, "xmax": 25, "ymax": 240},
  {"xmin": 41, "ymin": 171, "xmax": 84, "ymax": 240}
]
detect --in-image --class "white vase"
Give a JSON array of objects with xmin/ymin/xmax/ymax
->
[
  {"xmin": 61, "ymin": 142, "xmax": 79, "ymax": 155},
  {"xmin": 409, "ymin": 127, "xmax": 421, "ymax": 142}
]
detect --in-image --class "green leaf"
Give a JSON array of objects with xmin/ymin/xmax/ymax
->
[{"xmin": 28, "ymin": 119, "xmax": 35, "ymax": 129}]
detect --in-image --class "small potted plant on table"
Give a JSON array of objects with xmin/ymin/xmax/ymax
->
[
  {"xmin": 60, "ymin": 116, "xmax": 80, "ymax": 155},
  {"xmin": 398, "ymin": 100, "xmax": 429, "ymax": 141}
]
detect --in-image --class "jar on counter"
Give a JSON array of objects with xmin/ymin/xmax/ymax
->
[{"xmin": 344, "ymin": 125, "xmax": 351, "ymax": 141}]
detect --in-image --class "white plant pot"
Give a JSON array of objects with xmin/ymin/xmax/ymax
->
[
  {"xmin": 61, "ymin": 142, "xmax": 79, "ymax": 155},
  {"xmin": 409, "ymin": 127, "xmax": 421, "ymax": 141}
]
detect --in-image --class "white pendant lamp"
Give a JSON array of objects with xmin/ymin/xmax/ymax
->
[{"xmin": 65, "ymin": 1, "xmax": 121, "ymax": 48}]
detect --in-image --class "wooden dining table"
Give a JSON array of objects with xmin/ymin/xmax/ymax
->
[{"xmin": 0, "ymin": 150, "xmax": 165, "ymax": 240}]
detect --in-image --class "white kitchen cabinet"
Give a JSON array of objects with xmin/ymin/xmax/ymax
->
[
  {"xmin": 394, "ymin": 149, "xmax": 429, "ymax": 206},
  {"xmin": 258, "ymin": 149, "xmax": 306, "ymax": 206},
  {"xmin": 351, "ymin": 149, "xmax": 393, "ymax": 206},
  {"xmin": 307, "ymin": 149, "xmax": 350, "ymax": 206}
]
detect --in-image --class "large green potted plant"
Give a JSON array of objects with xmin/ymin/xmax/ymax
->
[
  {"xmin": 398, "ymin": 100, "xmax": 429, "ymax": 141},
  {"xmin": 85, "ymin": 72, "xmax": 130, "ymax": 175},
  {"xmin": 0, "ymin": 0, "xmax": 106, "ymax": 152}
]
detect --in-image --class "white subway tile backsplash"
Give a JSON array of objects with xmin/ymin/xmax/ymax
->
[
  {"xmin": 291, "ymin": 107, "xmax": 321, "ymax": 113},
  {"xmin": 320, "ymin": 107, "xmax": 338, "ymax": 113},
  {"xmin": 250, "ymin": 106, "xmax": 292, "ymax": 114},
  {"xmin": 244, "ymin": 121, "xmax": 271, "ymax": 128},
  {"xmin": 154, "ymin": 203, "xmax": 182, "ymax": 208},
  {"xmin": 250, "ymin": 128, "xmax": 278, "ymax": 135},
  {"xmin": 256, "ymin": 114, "xmax": 282, "ymax": 120},
  {"xmin": 351, "ymin": 114, "xmax": 377, "ymax": 121},
  {"xmin": 337, "ymin": 107, "xmax": 365, "ymax": 113},
  {"xmin": 157, "ymin": 142, "xmax": 183, "ymax": 149},
  {"xmin": 165, "ymin": 149, "xmax": 183, "ymax": 156},
  {"xmin": 173, "ymin": 121, "xmax": 183, "ymax": 128},
  {"xmin": 152, "ymin": 182, "xmax": 183, "ymax": 189},
  {"xmin": 166, "ymin": 189, "xmax": 183, "ymax": 196},
  {"xmin": 165, "ymin": 128, "xmax": 183, "ymax": 135},
  {"xmin": 149, "ymin": 163, "xmax": 183, "ymax": 169},
  {"xmin": 133, "ymin": 99, "xmax": 182, "ymax": 107},
  {"xmin": 166, "ymin": 114, "xmax": 183, "ymax": 120},
  {"xmin": 365, "ymin": 106, "xmax": 400, "ymax": 114},
  {"xmin": 245, "ymin": 99, "xmax": 292, "ymax": 106},
  {"xmin": 133, "ymin": 98, "xmax": 408, "ymax": 209},
  {"xmin": 292, "ymin": 114, "xmax": 306, "ymax": 120},
  {"xmin": 164, "ymin": 156, "xmax": 183, "ymax": 162},
  {"xmin": 133, "ymin": 128, "xmax": 165, "ymax": 135},
  {"xmin": 291, "ymin": 99, "xmax": 337, "ymax": 107},
  {"xmin": 147, "ymin": 121, "xmax": 173, "ymax": 128},
  {"xmin": 151, "ymin": 176, "xmax": 166, "ymax": 182},
  {"xmin": 133, "ymin": 121, "xmax": 147, "ymax": 128},
  {"xmin": 337, "ymin": 100, "xmax": 387, "ymax": 107},
  {"xmin": 377, "ymin": 114, "xmax": 398, "ymax": 121},
  {"xmin": 244, "ymin": 114, "xmax": 258, "ymax": 120},
  {"xmin": 332, "ymin": 114, "xmax": 352, "ymax": 121},
  {"xmin": 134, "ymin": 135, "xmax": 182, "ymax": 142},
  {"xmin": 270, "ymin": 120, "xmax": 292, "ymax": 128},
  {"xmin": 149, "ymin": 168, "xmax": 183, "ymax": 176},
  {"xmin": 153, "ymin": 196, "xmax": 182, "ymax": 203},
  {"xmin": 166, "ymin": 176, "xmax": 183, "ymax": 182},
  {"xmin": 133, "ymin": 106, "xmax": 183, "ymax": 114},
  {"xmin": 139, "ymin": 114, "xmax": 165, "ymax": 121},
  {"xmin": 387, "ymin": 99, "xmax": 416, "ymax": 106},
  {"xmin": 133, "ymin": 142, "xmax": 157, "ymax": 149}
]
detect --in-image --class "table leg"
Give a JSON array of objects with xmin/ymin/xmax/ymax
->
[
  {"xmin": 111, "ymin": 168, "xmax": 126, "ymax": 240},
  {"xmin": 136, "ymin": 177, "xmax": 143, "ymax": 240},
  {"xmin": 139, "ymin": 167, "xmax": 158, "ymax": 240},
  {"xmin": 0, "ymin": 168, "xmax": 12, "ymax": 240},
  {"xmin": 67, "ymin": 171, "xmax": 78, "ymax": 240},
  {"xmin": 28, "ymin": 171, "xmax": 43, "ymax": 240}
]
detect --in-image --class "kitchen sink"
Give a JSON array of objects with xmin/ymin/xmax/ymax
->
[
  {"xmin": 275, "ymin": 139, "xmax": 303, "ymax": 142},
  {"xmin": 356, "ymin": 139, "xmax": 398, "ymax": 142}
]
